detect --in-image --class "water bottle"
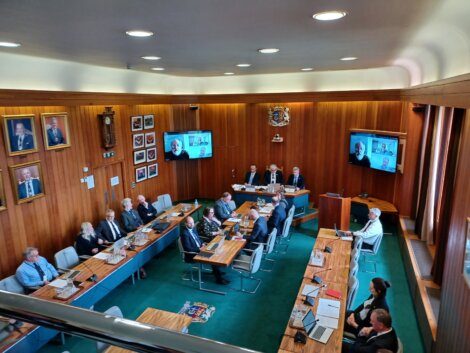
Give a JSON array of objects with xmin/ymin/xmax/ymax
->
[{"xmin": 194, "ymin": 199, "xmax": 198, "ymax": 207}]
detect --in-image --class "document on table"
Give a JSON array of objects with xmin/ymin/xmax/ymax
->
[
  {"xmin": 316, "ymin": 314, "xmax": 339, "ymax": 329},
  {"xmin": 227, "ymin": 218, "xmax": 241, "ymax": 223},
  {"xmin": 93, "ymin": 252, "xmax": 110, "ymax": 260},
  {"xmin": 341, "ymin": 236, "xmax": 353, "ymax": 241},
  {"xmin": 48, "ymin": 279, "xmax": 68, "ymax": 288},
  {"xmin": 316, "ymin": 298, "xmax": 340, "ymax": 318},
  {"xmin": 141, "ymin": 227, "xmax": 152, "ymax": 233},
  {"xmin": 301, "ymin": 284, "xmax": 321, "ymax": 297}
]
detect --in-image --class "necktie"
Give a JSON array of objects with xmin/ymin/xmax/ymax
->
[
  {"xmin": 363, "ymin": 221, "xmax": 372, "ymax": 232},
  {"xmin": 294, "ymin": 177, "xmax": 298, "ymax": 186},
  {"xmin": 224, "ymin": 202, "xmax": 231, "ymax": 214},
  {"xmin": 130, "ymin": 210, "xmax": 136, "ymax": 220},
  {"xmin": 27, "ymin": 181, "xmax": 33, "ymax": 197},
  {"xmin": 18, "ymin": 136, "xmax": 23, "ymax": 150},
  {"xmin": 271, "ymin": 173, "xmax": 276, "ymax": 184},
  {"xmin": 109, "ymin": 221, "xmax": 119, "ymax": 240},
  {"xmin": 189, "ymin": 229, "xmax": 201, "ymax": 247},
  {"xmin": 33, "ymin": 262, "xmax": 46, "ymax": 281},
  {"xmin": 249, "ymin": 173, "xmax": 254, "ymax": 184}
]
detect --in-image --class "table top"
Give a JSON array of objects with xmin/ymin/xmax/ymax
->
[
  {"xmin": 104, "ymin": 308, "xmax": 192, "ymax": 353},
  {"xmin": 233, "ymin": 188, "xmax": 310, "ymax": 198},
  {"xmin": 222, "ymin": 201, "xmax": 273, "ymax": 230},
  {"xmin": 351, "ymin": 196, "xmax": 398, "ymax": 214},
  {"xmin": 193, "ymin": 236, "xmax": 246, "ymax": 267}
]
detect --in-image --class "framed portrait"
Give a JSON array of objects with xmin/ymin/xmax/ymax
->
[
  {"xmin": 0, "ymin": 170, "xmax": 6, "ymax": 211},
  {"xmin": 131, "ymin": 115, "xmax": 143, "ymax": 131},
  {"xmin": 133, "ymin": 133, "xmax": 145, "ymax": 149},
  {"xmin": 9, "ymin": 161, "xmax": 45, "ymax": 204},
  {"xmin": 145, "ymin": 132, "xmax": 156, "ymax": 147},
  {"xmin": 147, "ymin": 163, "xmax": 158, "ymax": 179},
  {"xmin": 464, "ymin": 218, "xmax": 470, "ymax": 288},
  {"xmin": 146, "ymin": 147, "xmax": 157, "ymax": 162},
  {"xmin": 143, "ymin": 114, "xmax": 154, "ymax": 129},
  {"xmin": 134, "ymin": 150, "xmax": 146, "ymax": 165},
  {"xmin": 41, "ymin": 113, "xmax": 71, "ymax": 150},
  {"xmin": 135, "ymin": 166, "xmax": 147, "ymax": 182},
  {"xmin": 2, "ymin": 114, "xmax": 38, "ymax": 156}
]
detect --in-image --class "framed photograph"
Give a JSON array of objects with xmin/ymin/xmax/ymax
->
[
  {"xmin": 134, "ymin": 150, "xmax": 146, "ymax": 165},
  {"xmin": 145, "ymin": 132, "xmax": 156, "ymax": 147},
  {"xmin": 0, "ymin": 170, "xmax": 6, "ymax": 211},
  {"xmin": 147, "ymin": 163, "xmax": 158, "ymax": 179},
  {"xmin": 133, "ymin": 133, "xmax": 145, "ymax": 149},
  {"xmin": 143, "ymin": 114, "xmax": 154, "ymax": 129},
  {"xmin": 135, "ymin": 166, "xmax": 147, "ymax": 182},
  {"xmin": 2, "ymin": 114, "xmax": 38, "ymax": 156},
  {"xmin": 9, "ymin": 161, "xmax": 45, "ymax": 204},
  {"xmin": 464, "ymin": 218, "xmax": 470, "ymax": 288},
  {"xmin": 41, "ymin": 113, "xmax": 71, "ymax": 150},
  {"xmin": 131, "ymin": 115, "xmax": 143, "ymax": 132},
  {"xmin": 146, "ymin": 147, "xmax": 157, "ymax": 162}
]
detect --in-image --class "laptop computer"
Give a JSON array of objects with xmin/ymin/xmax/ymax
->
[
  {"xmin": 302, "ymin": 310, "xmax": 334, "ymax": 344},
  {"xmin": 334, "ymin": 223, "xmax": 348, "ymax": 238}
]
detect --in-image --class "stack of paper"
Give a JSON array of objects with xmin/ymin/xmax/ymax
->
[
  {"xmin": 93, "ymin": 252, "xmax": 110, "ymax": 260},
  {"xmin": 315, "ymin": 298, "xmax": 340, "ymax": 329},
  {"xmin": 301, "ymin": 284, "xmax": 321, "ymax": 297},
  {"xmin": 48, "ymin": 279, "xmax": 68, "ymax": 289},
  {"xmin": 227, "ymin": 218, "xmax": 241, "ymax": 223}
]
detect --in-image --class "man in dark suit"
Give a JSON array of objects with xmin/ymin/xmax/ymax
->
[
  {"xmin": 286, "ymin": 166, "xmax": 305, "ymax": 190},
  {"xmin": 343, "ymin": 309, "xmax": 398, "ymax": 353},
  {"xmin": 10, "ymin": 122, "xmax": 34, "ymax": 152},
  {"xmin": 180, "ymin": 216, "xmax": 229, "ymax": 285},
  {"xmin": 267, "ymin": 196, "xmax": 286, "ymax": 236},
  {"xmin": 244, "ymin": 209, "xmax": 268, "ymax": 249},
  {"xmin": 244, "ymin": 164, "xmax": 260, "ymax": 185},
  {"xmin": 121, "ymin": 198, "xmax": 144, "ymax": 232},
  {"xmin": 96, "ymin": 209, "xmax": 127, "ymax": 244},
  {"xmin": 263, "ymin": 164, "xmax": 283, "ymax": 185},
  {"xmin": 136, "ymin": 194, "xmax": 158, "ymax": 224},
  {"xmin": 214, "ymin": 192, "xmax": 237, "ymax": 222},
  {"xmin": 18, "ymin": 168, "xmax": 41, "ymax": 199},
  {"xmin": 46, "ymin": 117, "xmax": 65, "ymax": 146}
]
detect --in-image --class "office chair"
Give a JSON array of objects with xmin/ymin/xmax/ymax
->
[
  {"xmin": 349, "ymin": 258, "xmax": 359, "ymax": 280},
  {"xmin": 0, "ymin": 275, "xmax": 26, "ymax": 294},
  {"xmin": 350, "ymin": 247, "xmax": 360, "ymax": 264},
  {"xmin": 252, "ymin": 228, "xmax": 277, "ymax": 272},
  {"xmin": 276, "ymin": 211, "xmax": 294, "ymax": 253},
  {"xmin": 232, "ymin": 244, "xmax": 264, "ymax": 294},
  {"xmin": 96, "ymin": 306, "xmax": 123, "ymax": 352},
  {"xmin": 347, "ymin": 276, "xmax": 359, "ymax": 310},
  {"xmin": 353, "ymin": 236, "xmax": 363, "ymax": 252},
  {"xmin": 177, "ymin": 237, "xmax": 202, "ymax": 282},
  {"xmin": 227, "ymin": 200, "xmax": 236, "ymax": 212},
  {"xmin": 361, "ymin": 233, "xmax": 383, "ymax": 273},
  {"xmin": 157, "ymin": 194, "xmax": 173, "ymax": 211},
  {"xmin": 152, "ymin": 198, "xmax": 165, "ymax": 215},
  {"xmin": 54, "ymin": 246, "xmax": 80, "ymax": 273},
  {"xmin": 397, "ymin": 338, "xmax": 403, "ymax": 353}
]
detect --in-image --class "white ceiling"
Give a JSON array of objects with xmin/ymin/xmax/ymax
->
[{"xmin": 0, "ymin": 0, "xmax": 441, "ymax": 77}]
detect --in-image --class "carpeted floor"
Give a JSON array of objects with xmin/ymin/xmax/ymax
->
[{"xmin": 38, "ymin": 208, "xmax": 425, "ymax": 353}]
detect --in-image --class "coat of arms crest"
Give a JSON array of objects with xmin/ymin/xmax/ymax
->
[{"xmin": 268, "ymin": 106, "xmax": 290, "ymax": 126}]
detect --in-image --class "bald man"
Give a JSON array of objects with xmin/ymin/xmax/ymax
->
[{"xmin": 136, "ymin": 194, "xmax": 158, "ymax": 223}]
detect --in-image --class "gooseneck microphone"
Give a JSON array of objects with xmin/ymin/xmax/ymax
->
[
  {"xmin": 78, "ymin": 260, "xmax": 98, "ymax": 283},
  {"xmin": 324, "ymin": 237, "xmax": 341, "ymax": 253},
  {"xmin": 304, "ymin": 284, "xmax": 327, "ymax": 305},
  {"xmin": 311, "ymin": 267, "xmax": 332, "ymax": 284}
]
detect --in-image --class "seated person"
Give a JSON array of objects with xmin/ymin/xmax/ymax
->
[
  {"xmin": 267, "ymin": 196, "xmax": 286, "ymax": 236},
  {"xmin": 244, "ymin": 164, "xmax": 260, "ymax": 185},
  {"xmin": 96, "ymin": 209, "xmax": 127, "ymax": 244},
  {"xmin": 16, "ymin": 247, "xmax": 59, "ymax": 291},
  {"xmin": 76, "ymin": 222, "xmax": 104, "ymax": 256},
  {"xmin": 180, "ymin": 217, "xmax": 229, "ymax": 285},
  {"xmin": 197, "ymin": 207, "xmax": 222, "ymax": 242},
  {"xmin": 263, "ymin": 164, "xmax": 283, "ymax": 185},
  {"xmin": 286, "ymin": 166, "xmax": 305, "ymax": 190},
  {"xmin": 165, "ymin": 138, "xmax": 190, "ymax": 160},
  {"xmin": 244, "ymin": 209, "xmax": 268, "ymax": 249},
  {"xmin": 121, "ymin": 197, "xmax": 144, "ymax": 232},
  {"xmin": 345, "ymin": 278, "xmax": 391, "ymax": 337},
  {"xmin": 342, "ymin": 309, "xmax": 398, "ymax": 353},
  {"xmin": 349, "ymin": 141, "xmax": 371, "ymax": 167},
  {"xmin": 276, "ymin": 191, "xmax": 289, "ymax": 209},
  {"xmin": 136, "ymin": 194, "xmax": 158, "ymax": 224},
  {"xmin": 214, "ymin": 192, "xmax": 237, "ymax": 222},
  {"xmin": 344, "ymin": 208, "xmax": 383, "ymax": 250}
]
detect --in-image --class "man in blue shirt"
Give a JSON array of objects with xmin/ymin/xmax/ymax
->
[{"xmin": 16, "ymin": 247, "xmax": 58, "ymax": 291}]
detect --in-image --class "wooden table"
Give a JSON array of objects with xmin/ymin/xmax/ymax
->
[
  {"xmin": 222, "ymin": 201, "xmax": 274, "ymax": 232},
  {"xmin": 233, "ymin": 189, "xmax": 310, "ymax": 215},
  {"xmin": 351, "ymin": 196, "xmax": 398, "ymax": 214},
  {"xmin": 278, "ymin": 228, "xmax": 352, "ymax": 353},
  {"xmin": 104, "ymin": 308, "xmax": 192, "ymax": 353},
  {"xmin": 193, "ymin": 236, "xmax": 245, "ymax": 295}
]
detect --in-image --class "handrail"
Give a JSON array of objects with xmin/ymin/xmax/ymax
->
[{"xmin": 0, "ymin": 290, "xmax": 260, "ymax": 353}]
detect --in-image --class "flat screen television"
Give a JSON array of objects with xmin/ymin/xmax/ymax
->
[
  {"xmin": 349, "ymin": 131, "xmax": 399, "ymax": 173},
  {"xmin": 163, "ymin": 130, "xmax": 213, "ymax": 161}
]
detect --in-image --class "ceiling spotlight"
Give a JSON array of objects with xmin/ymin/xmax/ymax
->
[
  {"xmin": 141, "ymin": 56, "xmax": 161, "ymax": 60},
  {"xmin": 236, "ymin": 63, "xmax": 251, "ymax": 67},
  {"xmin": 258, "ymin": 48, "xmax": 279, "ymax": 54},
  {"xmin": 312, "ymin": 11, "xmax": 347, "ymax": 21},
  {"xmin": 0, "ymin": 41, "xmax": 21, "ymax": 48},
  {"xmin": 126, "ymin": 30, "xmax": 154, "ymax": 37},
  {"xmin": 301, "ymin": 67, "xmax": 314, "ymax": 71},
  {"xmin": 224, "ymin": 72, "xmax": 235, "ymax": 75},
  {"xmin": 151, "ymin": 67, "xmax": 165, "ymax": 71},
  {"xmin": 340, "ymin": 57, "xmax": 358, "ymax": 61}
]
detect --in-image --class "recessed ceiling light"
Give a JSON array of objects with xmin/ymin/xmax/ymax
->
[
  {"xmin": 0, "ymin": 41, "xmax": 21, "ymax": 48},
  {"xmin": 126, "ymin": 30, "xmax": 154, "ymax": 37},
  {"xmin": 301, "ymin": 67, "xmax": 314, "ymax": 71},
  {"xmin": 224, "ymin": 72, "xmax": 235, "ymax": 75},
  {"xmin": 340, "ymin": 56, "xmax": 358, "ymax": 61},
  {"xmin": 236, "ymin": 63, "xmax": 251, "ymax": 67},
  {"xmin": 141, "ymin": 56, "xmax": 161, "ymax": 60},
  {"xmin": 151, "ymin": 67, "xmax": 165, "ymax": 71},
  {"xmin": 258, "ymin": 48, "xmax": 279, "ymax": 54},
  {"xmin": 312, "ymin": 11, "xmax": 347, "ymax": 21}
]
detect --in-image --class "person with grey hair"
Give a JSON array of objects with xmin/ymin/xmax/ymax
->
[
  {"xmin": 349, "ymin": 141, "xmax": 371, "ymax": 167},
  {"xmin": 264, "ymin": 163, "xmax": 284, "ymax": 185},
  {"xmin": 16, "ymin": 247, "xmax": 58, "ymax": 290},
  {"xmin": 286, "ymin": 166, "xmax": 305, "ymax": 190},
  {"xmin": 76, "ymin": 222, "xmax": 104, "ymax": 256},
  {"xmin": 121, "ymin": 197, "xmax": 143, "ymax": 232},
  {"xmin": 345, "ymin": 208, "xmax": 383, "ymax": 249},
  {"xmin": 245, "ymin": 209, "xmax": 268, "ymax": 249},
  {"xmin": 165, "ymin": 138, "xmax": 189, "ymax": 160}
]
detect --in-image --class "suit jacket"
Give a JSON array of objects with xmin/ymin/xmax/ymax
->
[
  {"xmin": 137, "ymin": 203, "xmax": 158, "ymax": 224},
  {"xmin": 18, "ymin": 179, "xmax": 41, "ymax": 199},
  {"xmin": 267, "ymin": 204, "xmax": 286, "ymax": 235},
  {"xmin": 287, "ymin": 174, "xmax": 305, "ymax": 189},
  {"xmin": 244, "ymin": 171, "xmax": 260, "ymax": 185},
  {"xmin": 46, "ymin": 128, "xmax": 65, "ymax": 146},
  {"xmin": 121, "ymin": 209, "xmax": 144, "ymax": 232},
  {"xmin": 350, "ymin": 328, "xmax": 398, "ymax": 353},
  {"xmin": 214, "ymin": 199, "xmax": 232, "ymax": 221},
  {"xmin": 10, "ymin": 134, "xmax": 34, "ymax": 152},
  {"xmin": 180, "ymin": 227, "xmax": 203, "ymax": 262},
  {"xmin": 246, "ymin": 217, "xmax": 268, "ymax": 249},
  {"xmin": 263, "ymin": 170, "xmax": 283, "ymax": 185},
  {"xmin": 75, "ymin": 233, "xmax": 101, "ymax": 256},
  {"xmin": 96, "ymin": 220, "xmax": 127, "ymax": 243},
  {"xmin": 352, "ymin": 295, "xmax": 389, "ymax": 330}
]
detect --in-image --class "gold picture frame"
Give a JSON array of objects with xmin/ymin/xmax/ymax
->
[
  {"xmin": 2, "ymin": 114, "xmax": 38, "ymax": 156},
  {"xmin": 0, "ymin": 169, "xmax": 6, "ymax": 211},
  {"xmin": 9, "ymin": 161, "xmax": 45, "ymax": 204},
  {"xmin": 41, "ymin": 113, "xmax": 71, "ymax": 151}
]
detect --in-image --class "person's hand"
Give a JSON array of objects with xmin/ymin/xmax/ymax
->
[
  {"xmin": 346, "ymin": 313, "xmax": 356, "ymax": 326},
  {"xmin": 92, "ymin": 248, "xmax": 99, "ymax": 254},
  {"xmin": 295, "ymin": 187, "xmax": 300, "ymax": 191},
  {"xmin": 345, "ymin": 231, "xmax": 352, "ymax": 236},
  {"xmin": 43, "ymin": 280, "xmax": 50, "ymax": 285},
  {"xmin": 359, "ymin": 327, "xmax": 373, "ymax": 337},
  {"xmin": 98, "ymin": 238, "xmax": 104, "ymax": 245}
]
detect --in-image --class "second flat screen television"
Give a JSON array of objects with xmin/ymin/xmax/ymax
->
[{"xmin": 164, "ymin": 130, "xmax": 213, "ymax": 161}]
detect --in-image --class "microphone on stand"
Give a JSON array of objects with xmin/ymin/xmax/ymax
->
[
  {"xmin": 79, "ymin": 260, "xmax": 98, "ymax": 283},
  {"xmin": 324, "ymin": 237, "xmax": 341, "ymax": 253},
  {"xmin": 303, "ymin": 283, "xmax": 327, "ymax": 305},
  {"xmin": 312, "ymin": 268, "xmax": 332, "ymax": 284}
]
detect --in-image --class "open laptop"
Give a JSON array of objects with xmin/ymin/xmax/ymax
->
[
  {"xmin": 302, "ymin": 310, "xmax": 334, "ymax": 344},
  {"xmin": 334, "ymin": 223, "xmax": 348, "ymax": 238}
]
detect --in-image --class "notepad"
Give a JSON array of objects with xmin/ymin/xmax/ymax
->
[
  {"xmin": 316, "ymin": 298, "xmax": 340, "ymax": 319},
  {"xmin": 316, "ymin": 314, "xmax": 339, "ymax": 329},
  {"xmin": 93, "ymin": 252, "xmax": 110, "ymax": 260},
  {"xmin": 48, "ymin": 279, "xmax": 68, "ymax": 289}
]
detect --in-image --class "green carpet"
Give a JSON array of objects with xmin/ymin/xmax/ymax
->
[{"xmin": 38, "ymin": 210, "xmax": 424, "ymax": 353}]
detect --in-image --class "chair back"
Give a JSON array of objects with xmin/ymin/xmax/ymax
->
[
  {"xmin": 287, "ymin": 205, "xmax": 295, "ymax": 221},
  {"xmin": 157, "ymin": 194, "xmax": 173, "ymax": 211},
  {"xmin": 54, "ymin": 246, "xmax": 79, "ymax": 270},
  {"xmin": 96, "ymin": 306, "xmax": 123, "ymax": 352},
  {"xmin": 250, "ymin": 245, "xmax": 264, "ymax": 274},
  {"xmin": 177, "ymin": 237, "xmax": 185, "ymax": 261},
  {"xmin": 397, "ymin": 338, "xmax": 403, "ymax": 353},
  {"xmin": 351, "ymin": 247, "xmax": 360, "ymax": 263},
  {"xmin": 347, "ymin": 276, "xmax": 359, "ymax": 309},
  {"xmin": 361, "ymin": 232, "xmax": 384, "ymax": 255},
  {"xmin": 353, "ymin": 236, "xmax": 363, "ymax": 251},
  {"xmin": 349, "ymin": 260, "xmax": 359, "ymax": 279},
  {"xmin": 228, "ymin": 200, "xmax": 236, "ymax": 212},
  {"xmin": 266, "ymin": 228, "xmax": 277, "ymax": 254},
  {"xmin": 281, "ymin": 217, "xmax": 292, "ymax": 239},
  {"xmin": 0, "ymin": 275, "xmax": 25, "ymax": 294},
  {"xmin": 152, "ymin": 199, "xmax": 165, "ymax": 214}
]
